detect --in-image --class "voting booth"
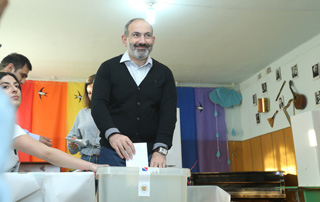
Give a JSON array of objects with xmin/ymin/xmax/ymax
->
[
  {"xmin": 291, "ymin": 111, "xmax": 320, "ymax": 201},
  {"xmin": 291, "ymin": 111, "xmax": 320, "ymax": 186},
  {"xmin": 166, "ymin": 108, "xmax": 183, "ymax": 168}
]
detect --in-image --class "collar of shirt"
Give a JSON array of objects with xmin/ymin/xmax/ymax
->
[
  {"xmin": 120, "ymin": 51, "xmax": 153, "ymax": 86},
  {"xmin": 120, "ymin": 51, "xmax": 153, "ymax": 66}
]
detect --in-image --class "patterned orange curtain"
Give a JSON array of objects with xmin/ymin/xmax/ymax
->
[
  {"xmin": 31, "ymin": 81, "xmax": 67, "ymax": 162},
  {"xmin": 16, "ymin": 80, "xmax": 85, "ymax": 170},
  {"xmin": 16, "ymin": 80, "xmax": 34, "ymax": 162}
]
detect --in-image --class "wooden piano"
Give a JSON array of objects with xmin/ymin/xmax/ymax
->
[{"xmin": 190, "ymin": 171, "xmax": 286, "ymax": 201}]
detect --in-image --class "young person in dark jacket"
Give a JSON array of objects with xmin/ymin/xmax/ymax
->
[{"xmin": 91, "ymin": 18, "xmax": 177, "ymax": 168}]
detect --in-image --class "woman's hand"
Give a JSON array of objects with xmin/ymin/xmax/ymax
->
[
  {"xmin": 68, "ymin": 137, "xmax": 79, "ymax": 149},
  {"xmin": 91, "ymin": 164, "xmax": 110, "ymax": 174}
]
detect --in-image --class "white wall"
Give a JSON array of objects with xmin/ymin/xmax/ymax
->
[
  {"xmin": 166, "ymin": 108, "xmax": 182, "ymax": 168},
  {"xmin": 225, "ymin": 104, "xmax": 244, "ymax": 141},
  {"xmin": 233, "ymin": 33, "xmax": 320, "ymax": 141}
]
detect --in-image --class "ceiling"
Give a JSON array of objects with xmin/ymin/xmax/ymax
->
[{"xmin": 1, "ymin": 0, "xmax": 320, "ymax": 86}]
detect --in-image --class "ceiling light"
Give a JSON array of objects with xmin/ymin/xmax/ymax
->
[{"xmin": 146, "ymin": 2, "xmax": 155, "ymax": 24}]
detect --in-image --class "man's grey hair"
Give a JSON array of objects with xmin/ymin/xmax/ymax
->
[{"xmin": 124, "ymin": 18, "xmax": 153, "ymax": 37}]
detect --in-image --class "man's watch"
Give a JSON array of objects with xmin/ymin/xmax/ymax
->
[{"xmin": 155, "ymin": 147, "xmax": 168, "ymax": 156}]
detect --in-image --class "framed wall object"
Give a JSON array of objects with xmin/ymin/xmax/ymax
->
[
  {"xmin": 291, "ymin": 64, "xmax": 298, "ymax": 79},
  {"xmin": 261, "ymin": 82, "xmax": 267, "ymax": 94},
  {"xmin": 253, "ymin": 94, "xmax": 257, "ymax": 106},
  {"xmin": 315, "ymin": 91, "xmax": 320, "ymax": 105},
  {"xmin": 256, "ymin": 113, "xmax": 260, "ymax": 124},
  {"xmin": 258, "ymin": 73, "xmax": 262, "ymax": 79},
  {"xmin": 276, "ymin": 67, "xmax": 281, "ymax": 81},
  {"xmin": 267, "ymin": 67, "xmax": 271, "ymax": 74},
  {"xmin": 312, "ymin": 63, "xmax": 319, "ymax": 80},
  {"xmin": 279, "ymin": 95, "xmax": 285, "ymax": 110},
  {"xmin": 258, "ymin": 98, "xmax": 270, "ymax": 112}
]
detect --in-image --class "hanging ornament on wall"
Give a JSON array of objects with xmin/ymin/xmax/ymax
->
[
  {"xmin": 209, "ymin": 87, "xmax": 242, "ymax": 107},
  {"xmin": 225, "ymin": 127, "xmax": 231, "ymax": 164},
  {"xmin": 232, "ymin": 128, "xmax": 236, "ymax": 136},
  {"xmin": 209, "ymin": 87, "xmax": 238, "ymax": 166},
  {"xmin": 228, "ymin": 111, "xmax": 234, "ymax": 164},
  {"xmin": 214, "ymin": 104, "xmax": 220, "ymax": 160},
  {"xmin": 231, "ymin": 114, "xmax": 236, "ymax": 136}
]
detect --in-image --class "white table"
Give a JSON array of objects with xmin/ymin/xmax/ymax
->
[
  {"xmin": 4, "ymin": 172, "xmax": 95, "ymax": 202},
  {"xmin": 188, "ymin": 185, "xmax": 231, "ymax": 202}
]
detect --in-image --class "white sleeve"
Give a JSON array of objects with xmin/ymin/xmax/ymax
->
[
  {"xmin": 13, "ymin": 125, "xmax": 27, "ymax": 139},
  {"xmin": 23, "ymin": 129, "xmax": 40, "ymax": 141}
]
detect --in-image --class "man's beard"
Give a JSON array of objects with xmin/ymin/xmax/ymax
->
[{"xmin": 127, "ymin": 40, "xmax": 153, "ymax": 60}]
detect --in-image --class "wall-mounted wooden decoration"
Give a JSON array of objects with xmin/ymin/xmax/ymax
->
[
  {"xmin": 275, "ymin": 80, "xmax": 286, "ymax": 101},
  {"xmin": 258, "ymin": 98, "xmax": 269, "ymax": 112},
  {"xmin": 283, "ymin": 99, "xmax": 294, "ymax": 125},
  {"xmin": 289, "ymin": 80, "xmax": 307, "ymax": 110},
  {"xmin": 268, "ymin": 110, "xmax": 278, "ymax": 128}
]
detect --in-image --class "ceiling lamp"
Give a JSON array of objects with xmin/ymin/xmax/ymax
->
[{"xmin": 146, "ymin": 1, "xmax": 156, "ymax": 24}]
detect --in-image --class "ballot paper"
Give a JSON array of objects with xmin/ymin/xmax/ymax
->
[
  {"xmin": 65, "ymin": 137, "xmax": 88, "ymax": 147},
  {"xmin": 126, "ymin": 143, "xmax": 148, "ymax": 167}
]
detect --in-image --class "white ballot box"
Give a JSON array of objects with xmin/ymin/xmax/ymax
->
[{"xmin": 97, "ymin": 167, "xmax": 190, "ymax": 202}]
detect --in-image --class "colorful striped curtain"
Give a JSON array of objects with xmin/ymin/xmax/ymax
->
[
  {"xmin": 16, "ymin": 82, "xmax": 230, "ymax": 173},
  {"xmin": 177, "ymin": 87, "xmax": 199, "ymax": 172},
  {"xmin": 194, "ymin": 88, "xmax": 230, "ymax": 172},
  {"xmin": 178, "ymin": 87, "xmax": 230, "ymax": 172},
  {"xmin": 31, "ymin": 81, "xmax": 67, "ymax": 162},
  {"xmin": 17, "ymin": 80, "xmax": 34, "ymax": 162},
  {"xmin": 66, "ymin": 82, "xmax": 85, "ymax": 158},
  {"xmin": 16, "ymin": 80, "xmax": 85, "ymax": 164}
]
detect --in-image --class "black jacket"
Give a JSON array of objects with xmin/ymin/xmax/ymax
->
[{"xmin": 91, "ymin": 55, "xmax": 177, "ymax": 153}]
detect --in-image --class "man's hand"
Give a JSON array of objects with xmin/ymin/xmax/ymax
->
[
  {"xmin": 150, "ymin": 152, "xmax": 166, "ymax": 168},
  {"xmin": 39, "ymin": 136, "xmax": 52, "ymax": 147},
  {"xmin": 109, "ymin": 133, "xmax": 135, "ymax": 160}
]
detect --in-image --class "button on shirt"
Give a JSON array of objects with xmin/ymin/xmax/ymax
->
[
  {"xmin": 120, "ymin": 51, "xmax": 152, "ymax": 86},
  {"xmin": 106, "ymin": 51, "xmax": 168, "ymax": 150},
  {"xmin": 106, "ymin": 51, "xmax": 151, "ymax": 138}
]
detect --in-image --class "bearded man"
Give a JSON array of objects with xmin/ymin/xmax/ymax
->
[{"xmin": 91, "ymin": 18, "xmax": 177, "ymax": 168}]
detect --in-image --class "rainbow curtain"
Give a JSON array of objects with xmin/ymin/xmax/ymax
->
[{"xmin": 16, "ymin": 80, "xmax": 85, "ymax": 163}]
